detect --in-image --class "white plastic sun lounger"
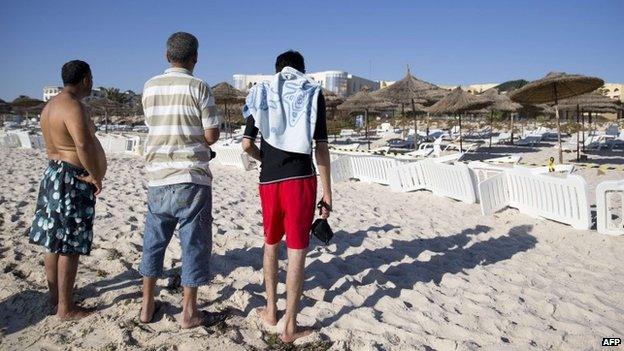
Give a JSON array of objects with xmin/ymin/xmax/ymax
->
[
  {"xmin": 389, "ymin": 159, "xmax": 477, "ymax": 203},
  {"xmin": 478, "ymin": 168, "xmax": 591, "ymax": 230},
  {"xmin": 515, "ymin": 135, "xmax": 541, "ymax": 147},
  {"xmin": 212, "ymin": 144, "xmax": 254, "ymax": 170}
]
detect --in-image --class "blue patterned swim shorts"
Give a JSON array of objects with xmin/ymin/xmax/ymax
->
[{"xmin": 29, "ymin": 160, "xmax": 96, "ymax": 255}]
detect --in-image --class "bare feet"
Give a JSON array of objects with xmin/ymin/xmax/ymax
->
[
  {"xmin": 256, "ymin": 307, "xmax": 278, "ymax": 326},
  {"xmin": 180, "ymin": 310, "xmax": 227, "ymax": 329},
  {"xmin": 56, "ymin": 305, "xmax": 95, "ymax": 321},
  {"xmin": 48, "ymin": 303, "xmax": 58, "ymax": 316},
  {"xmin": 140, "ymin": 300, "xmax": 159, "ymax": 324},
  {"xmin": 280, "ymin": 327, "xmax": 314, "ymax": 343}
]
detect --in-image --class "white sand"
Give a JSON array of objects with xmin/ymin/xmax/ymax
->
[{"xmin": 0, "ymin": 148, "xmax": 623, "ymax": 350}]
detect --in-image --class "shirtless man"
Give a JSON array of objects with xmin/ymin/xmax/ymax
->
[{"xmin": 29, "ymin": 60, "xmax": 107, "ymax": 320}]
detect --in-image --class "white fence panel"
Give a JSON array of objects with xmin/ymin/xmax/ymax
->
[
  {"xmin": 478, "ymin": 173, "xmax": 510, "ymax": 215},
  {"xmin": 596, "ymin": 180, "xmax": 624, "ymax": 236},
  {"xmin": 421, "ymin": 161, "xmax": 477, "ymax": 204},
  {"xmin": 506, "ymin": 169, "xmax": 591, "ymax": 230}
]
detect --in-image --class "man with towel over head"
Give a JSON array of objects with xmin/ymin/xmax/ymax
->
[{"xmin": 242, "ymin": 50, "xmax": 333, "ymax": 343}]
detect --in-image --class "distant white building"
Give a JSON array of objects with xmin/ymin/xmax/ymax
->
[
  {"xmin": 43, "ymin": 86, "xmax": 62, "ymax": 101},
  {"xmin": 43, "ymin": 86, "xmax": 105, "ymax": 102},
  {"xmin": 601, "ymin": 83, "xmax": 623, "ymax": 102},
  {"xmin": 233, "ymin": 70, "xmax": 379, "ymax": 97}
]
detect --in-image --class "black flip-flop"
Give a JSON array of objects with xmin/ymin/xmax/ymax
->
[{"xmin": 139, "ymin": 301, "xmax": 163, "ymax": 324}]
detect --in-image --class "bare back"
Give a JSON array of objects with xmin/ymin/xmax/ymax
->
[{"xmin": 40, "ymin": 92, "xmax": 99, "ymax": 169}]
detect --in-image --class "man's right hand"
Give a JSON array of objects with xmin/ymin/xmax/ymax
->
[{"xmin": 76, "ymin": 174, "xmax": 102, "ymax": 196}]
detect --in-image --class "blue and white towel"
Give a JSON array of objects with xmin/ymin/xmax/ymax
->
[{"xmin": 242, "ymin": 67, "xmax": 321, "ymax": 154}]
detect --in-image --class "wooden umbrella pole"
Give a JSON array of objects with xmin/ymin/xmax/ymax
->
[
  {"xmin": 582, "ymin": 111, "xmax": 586, "ymax": 152},
  {"xmin": 576, "ymin": 104, "xmax": 580, "ymax": 161},
  {"xmin": 401, "ymin": 104, "xmax": 405, "ymax": 138},
  {"xmin": 225, "ymin": 101, "xmax": 229, "ymax": 139},
  {"xmin": 510, "ymin": 113, "xmax": 514, "ymax": 144},
  {"xmin": 411, "ymin": 98, "xmax": 417, "ymax": 149},
  {"xmin": 365, "ymin": 108, "xmax": 370, "ymax": 150},
  {"xmin": 105, "ymin": 108, "xmax": 109, "ymax": 134},
  {"xmin": 459, "ymin": 114, "xmax": 463, "ymax": 153},
  {"xmin": 554, "ymin": 84, "xmax": 563, "ymax": 164},
  {"xmin": 489, "ymin": 110, "xmax": 493, "ymax": 149},
  {"xmin": 426, "ymin": 112, "xmax": 430, "ymax": 137}
]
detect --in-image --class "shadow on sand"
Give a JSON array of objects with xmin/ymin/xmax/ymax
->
[{"xmin": 1, "ymin": 224, "xmax": 537, "ymax": 336}]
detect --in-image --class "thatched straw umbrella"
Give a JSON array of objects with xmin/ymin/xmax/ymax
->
[
  {"xmin": 322, "ymin": 88, "xmax": 344, "ymax": 120},
  {"xmin": 338, "ymin": 87, "xmax": 394, "ymax": 150},
  {"xmin": 560, "ymin": 92, "xmax": 619, "ymax": 155},
  {"xmin": 87, "ymin": 97, "xmax": 121, "ymax": 133},
  {"xmin": 0, "ymin": 99, "xmax": 11, "ymax": 125},
  {"xmin": 212, "ymin": 82, "xmax": 246, "ymax": 138},
  {"xmin": 480, "ymin": 89, "xmax": 522, "ymax": 148},
  {"xmin": 372, "ymin": 67, "xmax": 447, "ymax": 139},
  {"xmin": 0, "ymin": 99, "xmax": 11, "ymax": 114},
  {"xmin": 509, "ymin": 72, "xmax": 604, "ymax": 163},
  {"xmin": 11, "ymin": 96, "xmax": 45, "ymax": 120},
  {"xmin": 426, "ymin": 87, "xmax": 493, "ymax": 152}
]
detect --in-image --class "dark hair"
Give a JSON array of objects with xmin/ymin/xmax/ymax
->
[
  {"xmin": 62, "ymin": 60, "xmax": 91, "ymax": 86},
  {"xmin": 275, "ymin": 50, "xmax": 305, "ymax": 73},
  {"xmin": 167, "ymin": 32, "xmax": 199, "ymax": 63}
]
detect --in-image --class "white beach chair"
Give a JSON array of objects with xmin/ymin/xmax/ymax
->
[
  {"xmin": 478, "ymin": 168, "xmax": 591, "ymax": 230},
  {"xmin": 515, "ymin": 135, "xmax": 541, "ymax": 147},
  {"xmin": 491, "ymin": 132, "xmax": 511, "ymax": 145},
  {"xmin": 211, "ymin": 144, "xmax": 254, "ymax": 170},
  {"xmin": 605, "ymin": 124, "xmax": 619, "ymax": 137},
  {"xmin": 7, "ymin": 131, "xmax": 32, "ymax": 148}
]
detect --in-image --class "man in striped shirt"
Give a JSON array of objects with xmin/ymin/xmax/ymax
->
[{"xmin": 139, "ymin": 32, "xmax": 223, "ymax": 328}]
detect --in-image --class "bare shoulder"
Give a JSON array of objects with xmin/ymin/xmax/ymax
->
[{"xmin": 54, "ymin": 94, "xmax": 86, "ymax": 121}]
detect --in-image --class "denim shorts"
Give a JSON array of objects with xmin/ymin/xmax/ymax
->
[{"xmin": 139, "ymin": 183, "xmax": 213, "ymax": 287}]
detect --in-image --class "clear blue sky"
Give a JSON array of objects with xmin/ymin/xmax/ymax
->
[{"xmin": 1, "ymin": 0, "xmax": 622, "ymax": 100}]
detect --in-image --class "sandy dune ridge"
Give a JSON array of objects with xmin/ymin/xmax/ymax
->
[{"xmin": 0, "ymin": 148, "xmax": 622, "ymax": 350}]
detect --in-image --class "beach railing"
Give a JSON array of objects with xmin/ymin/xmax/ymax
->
[
  {"xmin": 596, "ymin": 180, "xmax": 624, "ymax": 236},
  {"xmin": 212, "ymin": 144, "xmax": 254, "ymax": 171},
  {"xmin": 478, "ymin": 169, "xmax": 591, "ymax": 230}
]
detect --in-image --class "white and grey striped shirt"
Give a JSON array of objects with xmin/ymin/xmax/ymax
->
[{"xmin": 142, "ymin": 67, "xmax": 221, "ymax": 187}]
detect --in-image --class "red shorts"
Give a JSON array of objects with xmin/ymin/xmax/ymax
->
[{"xmin": 259, "ymin": 176, "xmax": 317, "ymax": 249}]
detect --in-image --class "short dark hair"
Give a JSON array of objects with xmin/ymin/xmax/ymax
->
[
  {"xmin": 62, "ymin": 60, "xmax": 91, "ymax": 86},
  {"xmin": 167, "ymin": 32, "xmax": 199, "ymax": 63},
  {"xmin": 275, "ymin": 50, "xmax": 305, "ymax": 73}
]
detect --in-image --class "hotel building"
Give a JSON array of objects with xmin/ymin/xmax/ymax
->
[
  {"xmin": 233, "ymin": 70, "xmax": 379, "ymax": 97},
  {"xmin": 43, "ymin": 86, "xmax": 106, "ymax": 102}
]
